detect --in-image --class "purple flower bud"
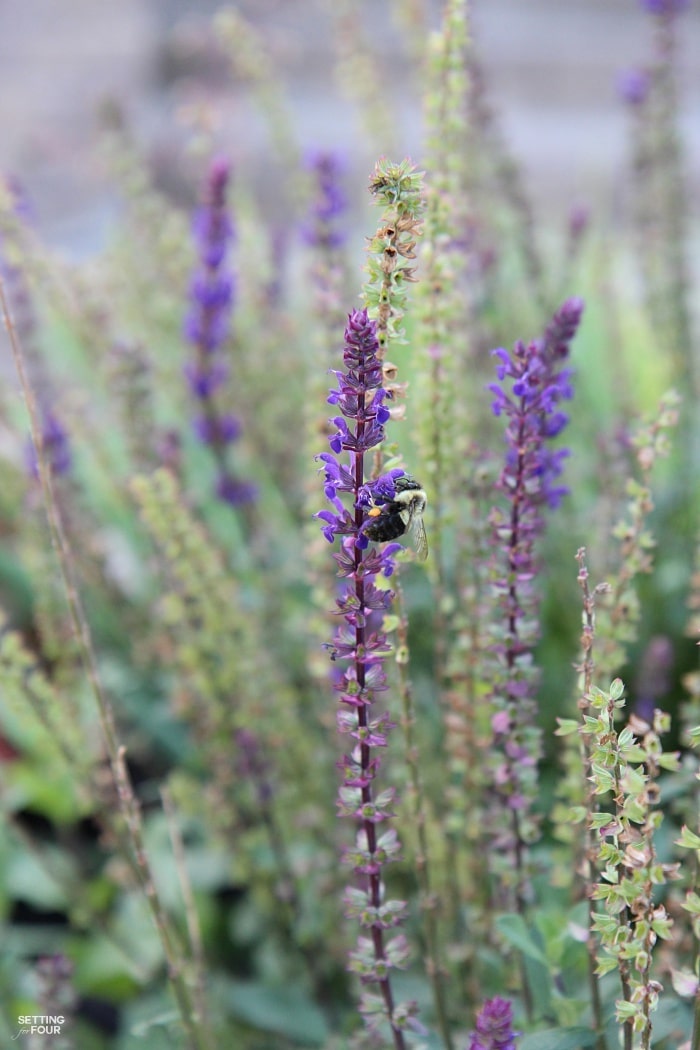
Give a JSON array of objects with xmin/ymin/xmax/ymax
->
[
  {"xmin": 617, "ymin": 68, "xmax": 651, "ymax": 106},
  {"xmin": 469, "ymin": 996, "xmax": 518, "ymax": 1050}
]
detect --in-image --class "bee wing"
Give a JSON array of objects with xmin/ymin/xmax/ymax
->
[{"xmin": 406, "ymin": 507, "xmax": 428, "ymax": 561}]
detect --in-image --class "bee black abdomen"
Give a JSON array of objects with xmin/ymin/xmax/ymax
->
[{"xmin": 363, "ymin": 508, "xmax": 407, "ymax": 542}]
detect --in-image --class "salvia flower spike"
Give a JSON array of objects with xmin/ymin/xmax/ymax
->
[
  {"xmin": 316, "ymin": 307, "xmax": 422, "ymax": 1048},
  {"xmin": 486, "ymin": 298, "xmax": 583, "ymax": 908}
]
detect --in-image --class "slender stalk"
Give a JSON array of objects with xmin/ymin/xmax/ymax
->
[
  {"xmin": 691, "ymin": 987, "xmax": 700, "ymax": 1050},
  {"xmin": 574, "ymin": 550, "xmax": 608, "ymax": 1050}
]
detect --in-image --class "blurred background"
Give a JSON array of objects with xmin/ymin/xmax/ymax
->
[{"xmin": 0, "ymin": 0, "xmax": 698, "ymax": 258}]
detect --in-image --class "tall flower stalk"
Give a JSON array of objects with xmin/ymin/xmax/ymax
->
[
  {"xmin": 485, "ymin": 298, "xmax": 583, "ymax": 914},
  {"xmin": 316, "ymin": 308, "xmax": 421, "ymax": 1047}
]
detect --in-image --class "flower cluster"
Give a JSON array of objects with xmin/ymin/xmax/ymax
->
[
  {"xmin": 489, "ymin": 297, "xmax": 581, "ymax": 510},
  {"xmin": 316, "ymin": 307, "xmax": 420, "ymax": 1047},
  {"xmin": 485, "ymin": 298, "xmax": 583, "ymax": 905},
  {"xmin": 468, "ymin": 997, "xmax": 518, "ymax": 1050},
  {"xmin": 183, "ymin": 157, "xmax": 255, "ymax": 505}
]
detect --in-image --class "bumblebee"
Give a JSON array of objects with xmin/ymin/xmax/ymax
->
[{"xmin": 363, "ymin": 475, "xmax": 428, "ymax": 561}]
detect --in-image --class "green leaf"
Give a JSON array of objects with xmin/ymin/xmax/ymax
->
[
  {"xmin": 72, "ymin": 936, "xmax": 142, "ymax": 1001},
  {"xmin": 495, "ymin": 914, "xmax": 550, "ymax": 968},
  {"xmin": 659, "ymin": 750, "xmax": 681, "ymax": 772},
  {"xmin": 610, "ymin": 678, "xmax": 625, "ymax": 700},
  {"xmin": 4, "ymin": 846, "xmax": 73, "ymax": 910},
  {"xmin": 519, "ymin": 1027, "xmax": 598, "ymax": 1050},
  {"xmin": 681, "ymin": 891, "xmax": 700, "ymax": 915},
  {"xmin": 676, "ymin": 826, "xmax": 700, "ymax": 851},
  {"xmin": 555, "ymin": 718, "xmax": 580, "ymax": 737},
  {"xmin": 225, "ymin": 980, "xmax": 329, "ymax": 1045}
]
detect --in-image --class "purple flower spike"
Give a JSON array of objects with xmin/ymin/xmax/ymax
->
[
  {"xmin": 183, "ymin": 157, "xmax": 254, "ymax": 507},
  {"xmin": 317, "ymin": 307, "xmax": 419, "ymax": 1043},
  {"xmin": 469, "ymin": 997, "xmax": 519, "ymax": 1050},
  {"xmin": 486, "ymin": 299, "xmax": 582, "ymax": 907}
]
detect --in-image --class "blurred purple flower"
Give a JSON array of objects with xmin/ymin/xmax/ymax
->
[
  {"xmin": 192, "ymin": 413, "xmax": 242, "ymax": 446},
  {"xmin": 617, "ymin": 68, "xmax": 651, "ymax": 106},
  {"xmin": 183, "ymin": 157, "xmax": 254, "ymax": 505},
  {"xmin": 639, "ymin": 0, "xmax": 689, "ymax": 13},
  {"xmin": 184, "ymin": 359, "xmax": 228, "ymax": 400},
  {"xmin": 469, "ymin": 997, "xmax": 518, "ymax": 1050},
  {"xmin": 216, "ymin": 472, "xmax": 258, "ymax": 506},
  {"xmin": 303, "ymin": 151, "xmax": 348, "ymax": 250},
  {"xmin": 183, "ymin": 157, "xmax": 235, "ymax": 359},
  {"xmin": 26, "ymin": 411, "xmax": 72, "ymax": 480}
]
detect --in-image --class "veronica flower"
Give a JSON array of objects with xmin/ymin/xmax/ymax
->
[
  {"xmin": 183, "ymin": 157, "xmax": 255, "ymax": 506},
  {"xmin": 485, "ymin": 298, "xmax": 583, "ymax": 906},
  {"xmin": 316, "ymin": 307, "xmax": 420, "ymax": 1047}
]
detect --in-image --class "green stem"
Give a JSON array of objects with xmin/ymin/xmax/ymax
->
[
  {"xmin": 394, "ymin": 578, "xmax": 454, "ymax": 1050},
  {"xmin": 691, "ymin": 985, "xmax": 700, "ymax": 1050}
]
